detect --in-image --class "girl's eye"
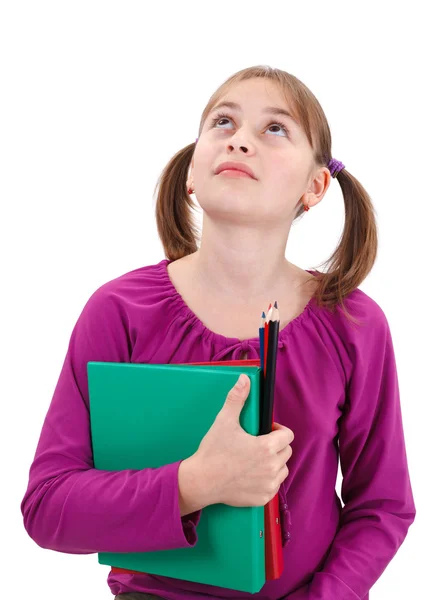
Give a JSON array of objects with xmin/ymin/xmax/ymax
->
[{"xmin": 209, "ymin": 112, "xmax": 290, "ymax": 138}]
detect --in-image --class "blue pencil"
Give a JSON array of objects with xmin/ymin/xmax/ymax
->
[{"xmin": 259, "ymin": 311, "xmax": 266, "ymax": 370}]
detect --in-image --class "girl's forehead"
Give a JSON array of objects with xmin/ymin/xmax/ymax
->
[
  {"xmin": 218, "ymin": 80, "xmax": 286, "ymax": 105},
  {"xmin": 212, "ymin": 82, "xmax": 298, "ymax": 120}
]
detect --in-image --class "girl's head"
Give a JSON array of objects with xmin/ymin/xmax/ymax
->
[
  {"xmin": 155, "ymin": 65, "xmax": 378, "ymax": 324},
  {"xmin": 191, "ymin": 76, "xmax": 332, "ymax": 228}
]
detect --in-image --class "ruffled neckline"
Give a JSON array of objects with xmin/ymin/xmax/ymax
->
[{"xmin": 159, "ymin": 258, "xmax": 317, "ymax": 346}]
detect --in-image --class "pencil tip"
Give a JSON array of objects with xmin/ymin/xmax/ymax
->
[
  {"xmin": 274, "ymin": 300, "xmax": 278, "ymax": 308},
  {"xmin": 261, "ymin": 311, "xmax": 265, "ymax": 317}
]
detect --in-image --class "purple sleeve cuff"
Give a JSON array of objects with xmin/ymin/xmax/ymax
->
[{"xmin": 181, "ymin": 510, "xmax": 202, "ymax": 546}]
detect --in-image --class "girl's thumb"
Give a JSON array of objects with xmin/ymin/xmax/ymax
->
[{"xmin": 223, "ymin": 374, "xmax": 249, "ymax": 416}]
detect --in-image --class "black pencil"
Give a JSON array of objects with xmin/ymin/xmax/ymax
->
[{"xmin": 260, "ymin": 301, "xmax": 280, "ymax": 435}]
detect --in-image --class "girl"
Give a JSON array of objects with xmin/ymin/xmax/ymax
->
[{"xmin": 21, "ymin": 65, "xmax": 416, "ymax": 600}]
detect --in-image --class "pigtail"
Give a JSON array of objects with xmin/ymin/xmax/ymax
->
[
  {"xmin": 154, "ymin": 142, "xmax": 200, "ymax": 261},
  {"xmin": 310, "ymin": 167, "xmax": 378, "ymax": 326}
]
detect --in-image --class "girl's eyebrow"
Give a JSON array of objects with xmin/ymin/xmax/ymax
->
[{"xmin": 209, "ymin": 100, "xmax": 300, "ymax": 127}]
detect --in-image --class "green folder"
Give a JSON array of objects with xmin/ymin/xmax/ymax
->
[{"xmin": 87, "ymin": 361, "xmax": 265, "ymax": 594}]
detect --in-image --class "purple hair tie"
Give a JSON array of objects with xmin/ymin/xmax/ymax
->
[{"xmin": 327, "ymin": 158, "xmax": 345, "ymax": 178}]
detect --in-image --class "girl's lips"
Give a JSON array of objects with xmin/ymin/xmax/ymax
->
[{"xmin": 218, "ymin": 169, "xmax": 254, "ymax": 178}]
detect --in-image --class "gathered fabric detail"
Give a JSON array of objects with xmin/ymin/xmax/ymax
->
[
  {"xmin": 212, "ymin": 339, "xmax": 259, "ymax": 361},
  {"xmin": 159, "ymin": 259, "xmax": 315, "ymax": 354},
  {"xmin": 211, "ymin": 337, "xmax": 285, "ymax": 361}
]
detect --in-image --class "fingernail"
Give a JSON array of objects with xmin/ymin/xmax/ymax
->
[{"xmin": 236, "ymin": 374, "xmax": 246, "ymax": 389}]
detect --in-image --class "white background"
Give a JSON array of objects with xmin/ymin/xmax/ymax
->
[{"xmin": 2, "ymin": 1, "xmax": 437, "ymax": 598}]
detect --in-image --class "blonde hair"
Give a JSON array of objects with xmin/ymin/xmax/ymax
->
[{"xmin": 154, "ymin": 65, "xmax": 378, "ymax": 325}]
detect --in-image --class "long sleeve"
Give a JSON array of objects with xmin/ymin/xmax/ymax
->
[
  {"xmin": 20, "ymin": 283, "xmax": 201, "ymax": 555},
  {"xmin": 307, "ymin": 306, "xmax": 416, "ymax": 599}
]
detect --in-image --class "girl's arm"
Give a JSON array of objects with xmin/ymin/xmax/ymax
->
[
  {"xmin": 306, "ymin": 307, "xmax": 416, "ymax": 599},
  {"xmin": 20, "ymin": 284, "xmax": 201, "ymax": 554}
]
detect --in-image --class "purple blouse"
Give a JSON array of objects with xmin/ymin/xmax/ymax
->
[{"xmin": 21, "ymin": 258, "xmax": 416, "ymax": 600}]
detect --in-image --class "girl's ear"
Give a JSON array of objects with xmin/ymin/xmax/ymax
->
[{"xmin": 188, "ymin": 157, "xmax": 195, "ymax": 180}]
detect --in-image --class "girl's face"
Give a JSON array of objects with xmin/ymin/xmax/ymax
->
[{"xmin": 192, "ymin": 78, "xmax": 321, "ymax": 227}]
